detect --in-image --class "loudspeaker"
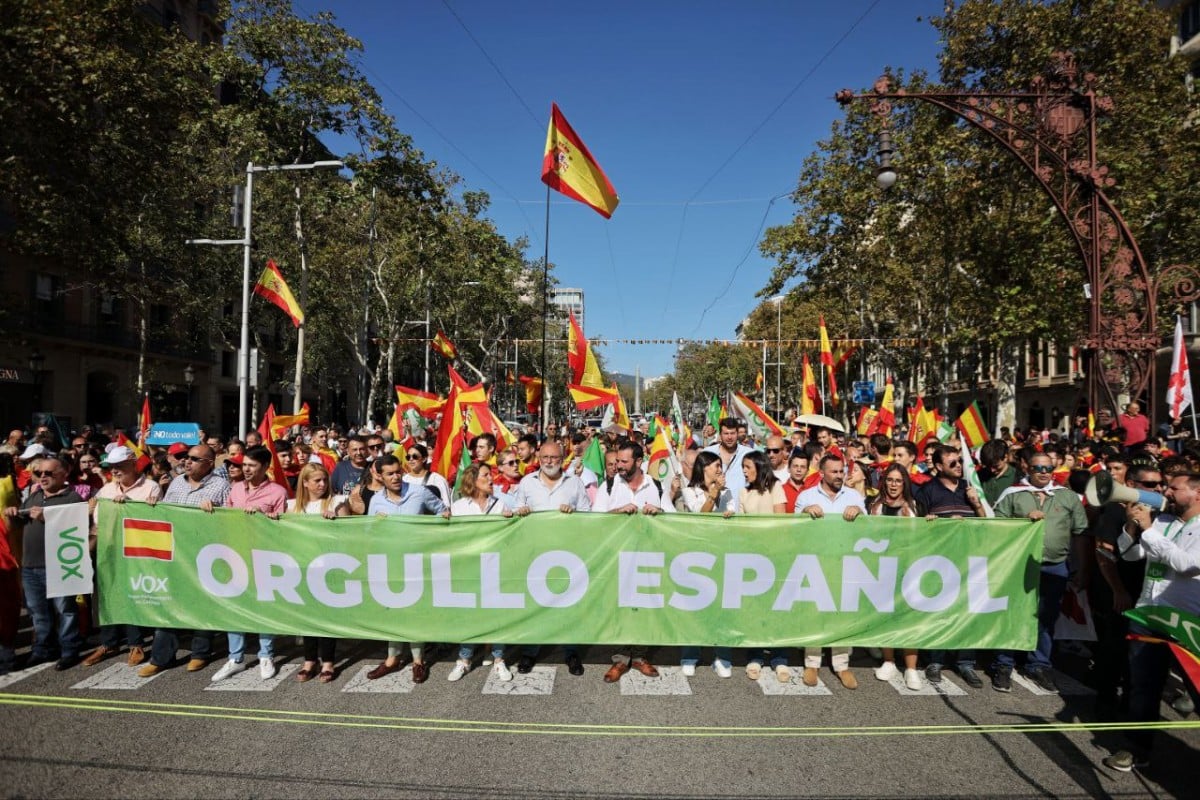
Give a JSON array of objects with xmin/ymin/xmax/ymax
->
[{"xmin": 1085, "ymin": 470, "xmax": 1168, "ymax": 511}]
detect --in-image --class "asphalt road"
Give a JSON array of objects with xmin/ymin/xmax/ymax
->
[{"xmin": 1, "ymin": 638, "xmax": 1196, "ymax": 799}]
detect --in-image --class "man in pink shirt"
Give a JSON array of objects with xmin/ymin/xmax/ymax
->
[{"xmin": 204, "ymin": 446, "xmax": 288, "ymax": 682}]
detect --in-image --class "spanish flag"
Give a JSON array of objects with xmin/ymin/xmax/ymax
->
[
  {"xmin": 954, "ymin": 401, "xmax": 991, "ymax": 449},
  {"xmin": 519, "ymin": 375, "xmax": 544, "ymax": 414},
  {"xmin": 123, "ymin": 519, "xmax": 173, "ymax": 561},
  {"xmin": 253, "ymin": 259, "xmax": 304, "ymax": 327},
  {"xmin": 819, "ymin": 316, "xmax": 838, "ymax": 407},
  {"xmin": 800, "ymin": 353, "xmax": 819, "ymax": 415},
  {"xmin": 541, "ymin": 103, "xmax": 619, "ymax": 219},
  {"xmin": 431, "ymin": 330, "xmax": 458, "ymax": 360},
  {"xmin": 568, "ymin": 383, "xmax": 618, "ymax": 411},
  {"xmin": 567, "ymin": 311, "xmax": 605, "ymax": 388},
  {"xmin": 396, "ymin": 385, "xmax": 445, "ymax": 419}
]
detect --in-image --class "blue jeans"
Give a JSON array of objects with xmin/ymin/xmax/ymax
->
[
  {"xmin": 994, "ymin": 562, "xmax": 1069, "ymax": 672},
  {"xmin": 100, "ymin": 624, "xmax": 145, "ymax": 651},
  {"xmin": 680, "ymin": 646, "xmax": 733, "ymax": 668},
  {"xmin": 149, "ymin": 628, "xmax": 213, "ymax": 667},
  {"xmin": 927, "ymin": 650, "xmax": 976, "ymax": 670},
  {"xmin": 21, "ymin": 567, "xmax": 82, "ymax": 660},
  {"xmin": 458, "ymin": 643, "xmax": 505, "ymax": 662},
  {"xmin": 227, "ymin": 632, "xmax": 274, "ymax": 662}
]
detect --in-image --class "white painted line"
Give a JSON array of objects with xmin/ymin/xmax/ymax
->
[
  {"xmin": 620, "ymin": 665, "xmax": 692, "ymax": 696},
  {"xmin": 205, "ymin": 662, "xmax": 299, "ymax": 692},
  {"xmin": 482, "ymin": 665, "xmax": 556, "ymax": 695},
  {"xmin": 757, "ymin": 671, "xmax": 834, "ymax": 696},
  {"xmin": 341, "ymin": 664, "xmax": 417, "ymax": 694},
  {"xmin": 71, "ymin": 662, "xmax": 166, "ymax": 690},
  {"xmin": 0, "ymin": 662, "xmax": 53, "ymax": 689},
  {"xmin": 883, "ymin": 673, "xmax": 967, "ymax": 696},
  {"xmin": 1010, "ymin": 670, "xmax": 1094, "ymax": 697}
]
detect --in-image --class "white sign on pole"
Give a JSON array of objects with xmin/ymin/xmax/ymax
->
[{"xmin": 44, "ymin": 503, "xmax": 93, "ymax": 598}]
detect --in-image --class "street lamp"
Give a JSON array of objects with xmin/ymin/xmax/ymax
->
[
  {"xmin": 183, "ymin": 363, "xmax": 195, "ymax": 419},
  {"xmin": 769, "ymin": 295, "xmax": 785, "ymax": 415},
  {"xmin": 875, "ymin": 129, "xmax": 897, "ymax": 190},
  {"xmin": 29, "ymin": 349, "xmax": 45, "ymax": 412},
  {"xmin": 186, "ymin": 159, "xmax": 343, "ymax": 439}
]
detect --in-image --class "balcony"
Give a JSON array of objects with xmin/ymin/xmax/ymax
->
[{"xmin": 10, "ymin": 310, "xmax": 213, "ymax": 361}]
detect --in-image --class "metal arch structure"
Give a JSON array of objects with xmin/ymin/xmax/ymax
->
[{"xmin": 835, "ymin": 51, "xmax": 1200, "ymax": 419}]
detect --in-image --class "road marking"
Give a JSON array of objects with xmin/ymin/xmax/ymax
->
[
  {"xmin": 757, "ymin": 671, "xmax": 833, "ymax": 696},
  {"xmin": 341, "ymin": 664, "xmax": 416, "ymax": 693},
  {"xmin": 1010, "ymin": 670, "xmax": 1095, "ymax": 697},
  {"xmin": 0, "ymin": 662, "xmax": 52, "ymax": 689},
  {"xmin": 1, "ymin": 691, "xmax": 1196, "ymax": 738},
  {"xmin": 620, "ymin": 666, "xmax": 691, "ymax": 695},
  {"xmin": 482, "ymin": 665, "xmax": 555, "ymax": 695},
  {"xmin": 881, "ymin": 673, "xmax": 967, "ymax": 697},
  {"xmin": 205, "ymin": 663, "xmax": 299, "ymax": 692},
  {"xmin": 71, "ymin": 662, "xmax": 166, "ymax": 690}
]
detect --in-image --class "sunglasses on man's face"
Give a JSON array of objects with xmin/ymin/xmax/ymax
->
[
  {"xmin": 33, "ymin": 470, "xmax": 58, "ymax": 478},
  {"xmin": 1029, "ymin": 465, "xmax": 1054, "ymax": 473},
  {"xmin": 765, "ymin": 448, "xmax": 782, "ymax": 454}
]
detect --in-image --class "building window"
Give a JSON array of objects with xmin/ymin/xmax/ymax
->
[
  {"xmin": 221, "ymin": 350, "xmax": 235, "ymax": 378},
  {"xmin": 1183, "ymin": 0, "xmax": 1200, "ymax": 42},
  {"xmin": 33, "ymin": 273, "xmax": 63, "ymax": 318}
]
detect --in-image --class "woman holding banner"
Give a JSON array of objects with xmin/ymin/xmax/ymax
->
[
  {"xmin": 288, "ymin": 462, "xmax": 348, "ymax": 683},
  {"xmin": 446, "ymin": 462, "xmax": 513, "ymax": 683},
  {"xmin": 680, "ymin": 451, "xmax": 735, "ymax": 677},
  {"xmin": 739, "ymin": 451, "xmax": 791, "ymax": 682},
  {"xmin": 869, "ymin": 463, "xmax": 924, "ymax": 691}
]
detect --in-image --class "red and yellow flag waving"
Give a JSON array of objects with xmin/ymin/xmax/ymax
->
[
  {"xmin": 567, "ymin": 383, "xmax": 618, "ymax": 411},
  {"xmin": 431, "ymin": 330, "xmax": 458, "ymax": 360},
  {"xmin": 396, "ymin": 385, "xmax": 445, "ymax": 419},
  {"xmin": 818, "ymin": 316, "xmax": 838, "ymax": 407},
  {"xmin": 253, "ymin": 259, "xmax": 304, "ymax": 327},
  {"xmin": 541, "ymin": 103, "xmax": 619, "ymax": 219},
  {"xmin": 519, "ymin": 375, "xmax": 544, "ymax": 415},
  {"xmin": 567, "ymin": 311, "xmax": 605, "ymax": 388}
]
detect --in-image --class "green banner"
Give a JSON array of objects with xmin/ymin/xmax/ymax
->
[{"xmin": 96, "ymin": 501, "xmax": 1043, "ymax": 650}]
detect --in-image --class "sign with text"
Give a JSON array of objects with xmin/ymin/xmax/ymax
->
[
  {"xmin": 45, "ymin": 503, "xmax": 93, "ymax": 598},
  {"xmin": 96, "ymin": 501, "xmax": 1043, "ymax": 650}
]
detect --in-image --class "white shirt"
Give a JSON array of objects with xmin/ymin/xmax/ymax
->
[
  {"xmin": 682, "ymin": 485, "xmax": 733, "ymax": 513},
  {"xmin": 405, "ymin": 472, "xmax": 451, "ymax": 505},
  {"xmin": 287, "ymin": 494, "xmax": 348, "ymax": 515},
  {"xmin": 795, "ymin": 483, "xmax": 867, "ymax": 515},
  {"xmin": 593, "ymin": 471, "xmax": 675, "ymax": 513},
  {"xmin": 773, "ymin": 467, "xmax": 789, "ymax": 484},
  {"xmin": 451, "ymin": 495, "xmax": 506, "ymax": 516},
  {"xmin": 514, "ymin": 471, "xmax": 591, "ymax": 512},
  {"xmin": 1121, "ymin": 514, "xmax": 1200, "ymax": 614},
  {"xmin": 702, "ymin": 443, "xmax": 755, "ymax": 511}
]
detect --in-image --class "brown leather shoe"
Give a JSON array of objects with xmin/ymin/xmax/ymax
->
[
  {"xmin": 411, "ymin": 662, "xmax": 428, "ymax": 683},
  {"xmin": 83, "ymin": 646, "xmax": 115, "ymax": 667},
  {"xmin": 837, "ymin": 669, "xmax": 858, "ymax": 690},
  {"xmin": 802, "ymin": 667, "xmax": 819, "ymax": 687},
  {"xmin": 186, "ymin": 658, "xmax": 208, "ymax": 672},
  {"xmin": 603, "ymin": 662, "xmax": 630, "ymax": 683},
  {"xmin": 136, "ymin": 663, "xmax": 163, "ymax": 678},
  {"xmin": 366, "ymin": 660, "xmax": 402, "ymax": 680},
  {"xmin": 630, "ymin": 659, "xmax": 659, "ymax": 678},
  {"xmin": 126, "ymin": 646, "xmax": 146, "ymax": 667}
]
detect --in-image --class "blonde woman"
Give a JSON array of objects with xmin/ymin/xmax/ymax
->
[{"xmin": 288, "ymin": 463, "xmax": 348, "ymax": 682}]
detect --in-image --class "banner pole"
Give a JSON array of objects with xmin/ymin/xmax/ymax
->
[{"xmin": 541, "ymin": 184, "xmax": 551, "ymax": 430}]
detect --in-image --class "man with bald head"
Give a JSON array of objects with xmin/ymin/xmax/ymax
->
[
  {"xmin": 765, "ymin": 435, "xmax": 789, "ymax": 482},
  {"xmin": 514, "ymin": 440, "xmax": 591, "ymax": 675}
]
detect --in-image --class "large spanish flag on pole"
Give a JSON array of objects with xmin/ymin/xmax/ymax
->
[
  {"xmin": 253, "ymin": 259, "xmax": 304, "ymax": 327},
  {"xmin": 819, "ymin": 316, "xmax": 838, "ymax": 407},
  {"xmin": 541, "ymin": 103, "xmax": 619, "ymax": 219}
]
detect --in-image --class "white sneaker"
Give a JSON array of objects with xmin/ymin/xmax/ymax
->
[
  {"xmin": 210, "ymin": 659, "xmax": 245, "ymax": 682},
  {"xmin": 681, "ymin": 664, "xmax": 696, "ymax": 677},
  {"xmin": 258, "ymin": 657, "xmax": 276, "ymax": 680},
  {"xmin": 904, "ymin": 668, "xmax": 923, "ymax": 691},
  {"xmin": 713, "ymin": 661, "xmax": 732, "ymax": 679},
  {"xmin": 447, "ymin": 660, "xmax": 470, "ymax": 682},
  {"xmin": 874, "ymin": 661, "xmax": 900, "ymax": 681},
  {"xmin": 491, "ymin": 659, "xmax": 513, "ymax": 682}
]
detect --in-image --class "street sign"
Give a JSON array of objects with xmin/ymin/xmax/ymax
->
[{"xmin": 852, "ymin": 381, "xmax": 876, "ymax": 404}]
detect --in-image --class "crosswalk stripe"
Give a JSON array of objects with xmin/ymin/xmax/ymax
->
[
  {"xmin": 0, "ymin": 662, "xmax": 52, "ymax": 689},
  {"xmin": 482, "ymin": 664, "xmax": 555, "ymax": 695},
  {"xmin": 756, "ymin": 671, "xmax": 833, "ymax": 695},
  {"xmin": 881, "ymin": 672, "xmax": 967, "ymax": 696},
  {"xmin": 205, "ymin": 663, "xmax": 299, "ymax": 691},
  {"xmin": 341, "ymin": 664, "xmax": 416, "ymax": 693},
  {"xmin": 619, "ymin": 666, "xmax": 691, "ymax": 695},
  {"xmin": 71, "ymin": 662, "xmax": 163, "ymax": 690},
  {"xmin": 1010, "ymin": 670, "xmax": 1095, "ymax": 697}
]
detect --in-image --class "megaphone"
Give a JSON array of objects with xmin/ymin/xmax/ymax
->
[{"xmin": 1085, "ymin": 470, "xmax": 1168, "ymax": 511}]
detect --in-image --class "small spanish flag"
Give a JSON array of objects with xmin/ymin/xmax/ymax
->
[
  {"xmin": 253, "ymin": 259, "xmax": 304, "ymax": 327},
  {"xmin": 431, "ymin": 330, "xmax": 458, "ymax": 360},
  {"xmin": 954, "ymin": 401, "xmax": 991, "ymax": 449},
  {"xmin": 123, "ymin": 518, "xmax": 173, "ymax": 561}
]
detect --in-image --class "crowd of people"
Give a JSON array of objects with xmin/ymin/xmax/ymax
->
[{"xmin": 0, "ymin": 400, "xmax": 1197, "ymax": 772}]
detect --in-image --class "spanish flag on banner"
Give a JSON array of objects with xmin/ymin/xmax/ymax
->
[
  {"xmin": 431, "ymin": 330, "xmax": 458, "ymax": 360},
  {"xmin": 253, "ymin": 259, "xmax": 304, "ymax": 327},
  {"xmin": 541, "ymin": 103, "xmax": 619, "ymax": 219},
  {"xmin": 123, "ymin": 518, "xmax": 173, "ymax": 561}
]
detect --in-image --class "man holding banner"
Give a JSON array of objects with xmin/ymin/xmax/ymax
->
[{"xmin": 4, "ymin": 454, "xmax": 86, "ymax": 670}]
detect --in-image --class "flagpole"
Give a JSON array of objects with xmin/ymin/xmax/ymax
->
[{"xmin": 541, "ymin": 184, "xmax": 551, "ymax": 429}]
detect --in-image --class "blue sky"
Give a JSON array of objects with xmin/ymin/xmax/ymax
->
[{"xmin": 307, "ymin": 0, "xmax": 944, "ymax": 377}]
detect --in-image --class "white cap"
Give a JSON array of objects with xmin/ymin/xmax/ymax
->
[
  {"xmin": 19, "ymin": 443, "xmax": 49, "ymax": 461},
  {"xmin": 101, "ymin": 445, "xmax": 137, "ymax": 466}
]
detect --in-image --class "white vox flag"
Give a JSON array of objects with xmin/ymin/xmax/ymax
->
[{"xmin": 44, "ymin": 502, "xmax": 93, "ymax": 598}]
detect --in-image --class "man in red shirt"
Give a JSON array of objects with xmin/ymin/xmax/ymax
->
[{"xmin": 1119, "ymin": 402, "xmax": 1150, "ymax": 451}]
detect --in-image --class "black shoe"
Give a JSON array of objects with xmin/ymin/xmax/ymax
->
[
  {"xmin": 517, "ymin": 655, "xmax": 535, "ymax": 674},
  {"xmin": 1025, "ymin": 668, "xmax": 1058, "ymax": 693},
  {"xmin": 958, "ymin": 667, "xmax": 983, "ymax": 689},
  {"xmin": 924, "ymin": 664, "xmax": 942, "ymax": 683},
  {"xmin": 55, "ymin": 654, "xmax": 82, "ymax": 671},
  {"xmin": 565, "ymin": 654, "xmax": 584, "ymax": 676},
  {"xmin": 992, "ymin": 667, "xmax": 1012, "ymax": 693},
  {"xmin": 21, "ymin": 653, "xmax": 54, "ymax": 670}
]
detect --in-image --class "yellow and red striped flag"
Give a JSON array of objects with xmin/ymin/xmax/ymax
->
[
  {"xmin": 754, "ymin": 371, "xmax": 764, "ymax": 393},
  {"xmin": 955, "ymin": 401, "xmax": 991, "ymax": 449},
  {"xmin": 518, "ymin": 375, "xmax": 544, "ymax": 414},
  {"xmin": 431, "ymin": 330, "xmax": 458, "ymax": 360},
  {"xmin": 253, "ymin": 259, "xmax": 304, "ymax": 327},
  {"xmin": 122, "ymin": 518, "xmax": 173, "ymax": 561},
  {"xmin": 567, "ymin": 311, "xmax": 605, "ymax": 388},
  {"xmin": 138, "ymin": 394, "xmax": 151, "ymax": 443},
  {"xmin": 800, "ymin": 353, "xmax": 819, "ymax": 415},
  {"xmin": 396, "ymin": 385, "xmax": 445, "ymax": 419},
  {"xmin": 567, "ymin": 383, "xmax": 619, "ymax": 411},
  {"xmin": 870, "ymin": 377, "xmax": 895, "ymax": 435},
  {"xmin": 818, "ymin": 316, "xmax": 838, "ymax": 407},
  {"xmin": 541, "ymin": 103, "xmax": 619, "ymax": 219}
]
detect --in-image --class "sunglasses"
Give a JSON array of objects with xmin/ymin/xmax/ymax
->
[
  {"xmin": 765, "ymin": 448, "xmax": 782, "ymax": 454},
  {"xmin": 1136, "ymin": 480, "xmax": 1164, "ymax": 489},
  {"xmin": 186, "ymin": 456, "xmax": 211, "ymax": 463},
  {"xmin": 944, "ymin": 460, "xmax": 962, "ymax": 468},
  {"xmin": 405, "ymin": 454, "xmax": 423, "ymax": 461},
  {"xmin": 1029, "ymin": 465, "xmax": 1054, "ymax": 473},
  {"xmin": 500, "ymin": 460, "xmax": 518, "ymax": 466},
  {"xmin": 32, "ymin": 470, "xmax": 57, "ymax": 477}
]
